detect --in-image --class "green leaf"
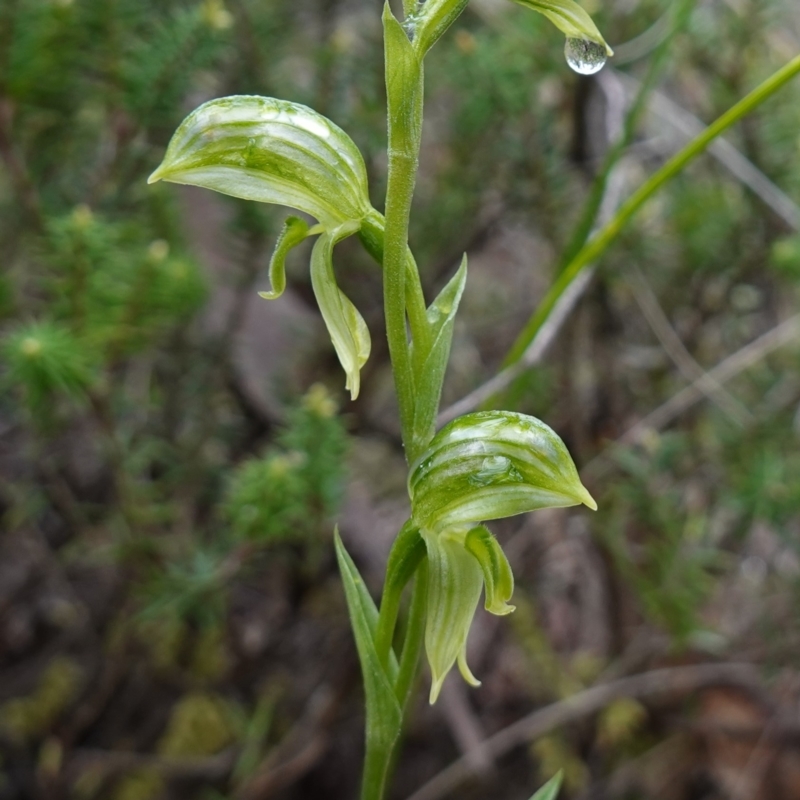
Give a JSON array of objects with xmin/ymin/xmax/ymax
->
[
  {"xmin": 148, "ymin": 95, "xmax": 373, "ymax": 229},
  {"xmin": 422, "ymin": 530, "xmax": 485, "ymax": 703},
  {"xmin": 310, "ymin": 225, "xmax": 371, "ymax": 400},
  {"xmin": 465, "ymin": 525, "xmax": 515, "ymax": 616},
  {"xmin": 511, "ymin": 0, "xmax": 613, "ymax": 54},
  {"xmin": 410, "ymin": 256, "xmax": 467, "ymax": 461},
  {"xmin": 334, "ymin": 531, "xmax": 403, "ymax": 756},
  {"xmin": 409, "ymin": 411, "xmax": 597, "ymax": 532},
  {"xmin": 258, "ymin": 216, "xmax": 311, "ymax": 300},
  {"xmin": 383, "ymin": 4, "xmax": 423, "ymax": 156},
  {"xmin": 410, "ymin": 0, "xmax": 471, "ymax": 57},
  {"xmin": 530, "ymin": 771, "xmax": 564, "ymax": 800}
]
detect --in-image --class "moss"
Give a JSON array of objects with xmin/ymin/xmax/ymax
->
[
  {"xmin": 189, "ymin": 624, "xmax": 230, "ymax": 682},
  {"xmin": 111, "ymin": 770, "xmax": 164, "ymax": 800},
  {"xmin": 157, "ymin": 692, "xmax": 238, "ymax": 757},
  {"xmin": 0, "ymin": 657, "xmax": 83, "ymax": 743}
]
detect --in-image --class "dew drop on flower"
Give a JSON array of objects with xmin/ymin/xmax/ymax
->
[{"xmin": 564, "ymin": 37, "xmax": 607, "ymax": 76}]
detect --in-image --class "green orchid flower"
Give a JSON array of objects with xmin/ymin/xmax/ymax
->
[
  {"xmin": 148, "ymin": 95, "xmax": 378, "ymax": 399},
  {"xmin": 407, "ymin": 0, "xmax": 612, "ymax": 75},
  {"xmin": 408, "ymin": 411, "xmax": 596, "ymax": 702}
]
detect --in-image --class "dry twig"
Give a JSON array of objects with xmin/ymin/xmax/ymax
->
[{"xmin": 405, "ymin": 663, "xmax": 762, "ymax": 800}]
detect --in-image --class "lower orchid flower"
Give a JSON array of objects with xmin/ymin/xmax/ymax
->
[{"xmin": 408, "ymin": 410, "xmax": 596, "ymax": 702}]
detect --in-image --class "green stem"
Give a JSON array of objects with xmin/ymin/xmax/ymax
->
[
  {"xmin": 382, "ymin": 8, "xmax": 426, "ymax": 455},
  {"xmin": 504, "ymin": 52, "xmax": 800, "ymax": 367},
  {"xmin": 360, "ymin": 739, "xmax": 393, "ymax": 800},
  {"xmin": 378, "ymin": 567, "xmax": 428, "ymax": 799},
  {"xmin": 361, "ymin": 560, "xmax": 428, "ymax": 800},
  {"xmin": 556, "ymin": 0, "xmax": 696, "ymax": 274},
  {"xmin": 394, "ymin": 559, "xmax": 427, "ymax": 709},
  {"xmin": 358, "ymin": 211, "xmax": 431, "ymax": 357},
  {"xmin": 375, "ymin": 521, "xmax": 426, "ymax": 671}
]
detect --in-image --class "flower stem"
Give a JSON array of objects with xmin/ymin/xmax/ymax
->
[
  {"xmin": 382, "ymin": 7, "xmax": 426, "ymax": 456},
  {"xmin": 361, "ymin": 562, "xmax": 428, "ymax": 800}
]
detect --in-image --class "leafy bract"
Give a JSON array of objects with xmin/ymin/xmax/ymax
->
[
  {"xmin": 530, "ymin": 771, "xmax": 564, "ymax": 800},
  {"xmin": 410, "ymin": 0, "xmax": 471, "ymax": 57},
  {"xmin": 410, "ymin": 256, "xmax": 467, "ymax": 461},
  {"xmin": 334, "ymin": 531, "xmax": 402, "ymax": 763}
]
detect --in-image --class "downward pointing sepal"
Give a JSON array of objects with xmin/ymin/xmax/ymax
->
[
  {"xmin": 310, "ymin": 225, "xmax": 371, "ymax": 400},
  {"xmin": 423, "ymin": 529, "xmax": 484, "ymax": 704}
]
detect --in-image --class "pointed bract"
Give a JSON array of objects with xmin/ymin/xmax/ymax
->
[
  {"xmin": 409, "ymin": 0, "xmax": 471, "ymax": 56},
  {"xmin": 410, "ymin": 256, "xmax": 467, "ymax": 460}
]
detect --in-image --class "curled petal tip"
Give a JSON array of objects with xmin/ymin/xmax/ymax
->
[
  {"xmin": 490, "ymin": 601, "xmax": 516, "ymax": 616},
  {"xmin": 429, "ymin": 675, "xmax": 446, "ymax": 705},
  {"xmin": 147, "ymin": 166, "xmax": 165, "ymax": 185},
  {"xmin": 457, "ymin": 649, "xmax": 481, "ymax": 688},
  {"xmin": 579, "ymin": 485, "xmax": 598, "ymax": 511}
]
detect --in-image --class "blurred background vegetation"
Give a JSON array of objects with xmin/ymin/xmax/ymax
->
[{"xmin": 0, "ymin": 0, "xmax": 799, "ymax": 798}]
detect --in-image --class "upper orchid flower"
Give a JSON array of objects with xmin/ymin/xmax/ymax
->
[{"xmin": 148, "ymin": 95, "xmax": 377, "ymax": 399}]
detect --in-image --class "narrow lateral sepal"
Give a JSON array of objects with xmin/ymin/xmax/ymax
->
[
  {"xmin": 423, "ymin": 530, "xmax": 484, "ymax": 703},
  {"xmin": 465, "ymin": 525, "xmax": 515, "ymax": 616},
  {"xmin": 258, "ymin": 216, "xmax": 311, "ymax": 300}
]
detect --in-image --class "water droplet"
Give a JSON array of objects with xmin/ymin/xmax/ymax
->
[
  {"xmin": 468, "ymin": 456, "xmax": 523, "ymax": 487},
  {"xmin": 564, "ymin": 37, "xmax": 607, "ymax": 76}
]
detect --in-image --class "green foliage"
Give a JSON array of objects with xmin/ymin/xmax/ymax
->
[
  {"xmin": 223, "ymin": 384, "xmax": 348, "ymax": 542},
  {"xmin": 598, "ymin": 437, "xmax": 717, "ymax": 642},
  {"xmin": 530, "ymin": 771, "xmax": 564, "ymax": 800},
  {"xmin": 2, "ymin": 319, "xmax": 93, "ymax": 416},
  {"xmin": 43, "ymin": 205, "xmax": 207, "ymax": 354},
  {"xmin": 158, "ymin": 692, "xmax": 240, "ymax": 756},
  {"xmin": 0, "ymin": 657, "xmax": 84, "ymax": 743},
  {"xmin": 140, "ymin": 546, "xmax": 229, "ymax": 626},
  {"xmin": 771, "ymin": 234, "xmax": 800, "ymax": 279}
]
